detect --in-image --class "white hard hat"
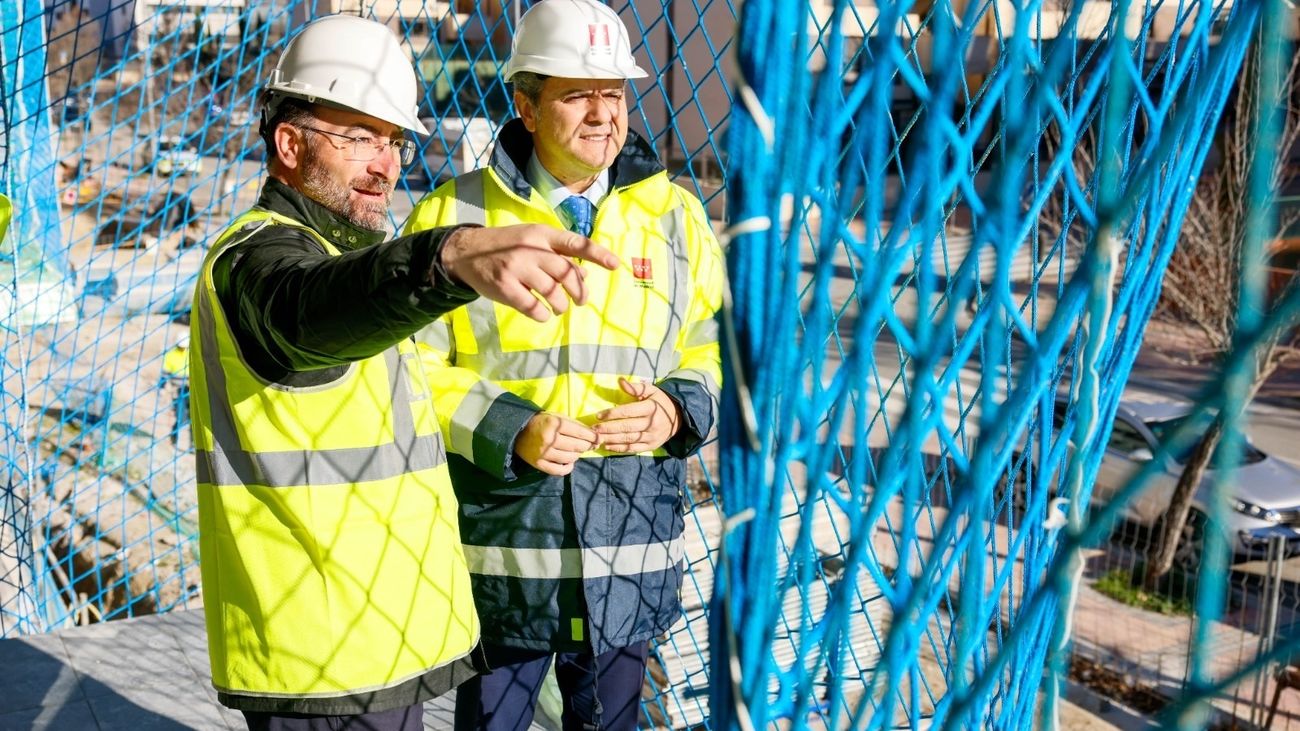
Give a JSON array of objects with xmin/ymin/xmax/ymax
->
[
  {"xmin": 503, "ymin": 0, "xmax": 648, "ymax": 82},
  {"xmin": 263, "ymin": 15, "xmax": 425, "ymax": 135}
]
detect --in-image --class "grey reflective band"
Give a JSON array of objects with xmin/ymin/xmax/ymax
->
[
  {"xmin": 193, "ymin": 221, "xmax": 275, "ymax": 485},
  {"xmin": 465, "ymin": 544, "xmax": 582, "ymax": 579},
  {"xmin": 392, "ymin": 347, "xmax": 426, "ymax": 414},
  {"xmin": 585, "ymin": 538, "xmax": 685, "ymax": 578},
  {"xmin": 399, "ymin": 350, "xmax": 431, "ymax": 403},
  {"xmin": 415, "ymin": 321, "xmax": 453, "ymax": 353},
  {"xmin": 463, "ymin": 298, "xmax": 500, "ymax": 359},
  {"xmin": 666, "ymin": 367, "xmax": 719, "ymax": 394},
  {"xmin": 195, "ymin": 217, "xmax": 446, "ymax": 489},
  {"xmin": 660, "ymin": 206, "xmax": 690, "ymax": 361},
  {"xmin": 457, "ymin": 343, "xmax": 673, "ymax": 382},
  {"xmin": 464, "ymin": 537, "xmax": 685, "ymax": 579},
  {"xmin": 455, "ymin": 169, "xmax": 488, "ymax": 225},
  {"xmin": 197, "ymin": 435, "xmax": 447, "ymax": 488},
  {"xmin": 449, "ymin": 379, "xmax": 506, "ymax": 463},
  {"xmin": 683, "ymin": 318, "xmax": 719, "ymax": 348}
]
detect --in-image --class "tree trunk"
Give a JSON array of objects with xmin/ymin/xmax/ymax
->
[
  {"xmin": 1143, "ymin": 416, "xmax": 1223, "ymax": 590},
  {"xmin": 1142, "ymin": 346, "xmax": 1275, "ymax": 591}
]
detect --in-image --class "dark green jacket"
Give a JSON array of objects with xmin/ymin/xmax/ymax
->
[{"xmin": 213, "ymin": 177, "xmax": 479, "ymax": 385}]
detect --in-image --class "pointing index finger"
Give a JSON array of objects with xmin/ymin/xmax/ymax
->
[{"xmin": 552, "ymin": 232, "xmax": 620, "ymax": 271}]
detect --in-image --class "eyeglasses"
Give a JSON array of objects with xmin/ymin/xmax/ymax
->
[{"xmin": 294, "ymin": 124, "xmax": 417, "ymax": 166}]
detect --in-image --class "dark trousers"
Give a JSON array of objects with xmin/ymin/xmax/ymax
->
[
  {"xmin": 454, "ymin": 642, "xmax": 649, "ymax": 731},
  {"xmin": 241, "ymin": 704, "xmax": 424, "ymax": 731}
]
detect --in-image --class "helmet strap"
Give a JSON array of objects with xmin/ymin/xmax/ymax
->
[{"xmin": 258, "ymin": 93, "xmax": 283, "ymax": 140}]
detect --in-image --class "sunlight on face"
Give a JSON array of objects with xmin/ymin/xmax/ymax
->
[
  {"xmin": 521, "ymin": 78, "xmax": 628, "ymax": 191},
  {"xmin": 294, "ymin": 106, "xmax": 403, "ymax": 231},
  {"xmin": 299, "ymin": 142, "xmax": 394, "ymax": 230}
]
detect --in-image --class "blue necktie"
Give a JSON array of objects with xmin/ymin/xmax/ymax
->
[{"xmin": 559, "ymin": 195, "xmax": 595, "ymax": 237}]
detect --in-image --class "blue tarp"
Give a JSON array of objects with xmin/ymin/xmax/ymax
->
[{"xmin": 2, "ymin": 0, "xmax": 69, "ymax": 282}]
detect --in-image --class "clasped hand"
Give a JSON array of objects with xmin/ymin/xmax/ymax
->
[{"xmin": 516, "ymin": 378, "xmax": 681, "ymax": 476}]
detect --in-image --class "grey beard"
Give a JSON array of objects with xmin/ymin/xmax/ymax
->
[{"xmin": 300, "ymin": 148, "xmax": 393, "ymax": 231}]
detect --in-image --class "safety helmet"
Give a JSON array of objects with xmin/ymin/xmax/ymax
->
[
  {"xmin": 503, "ymin": 0, "xmax": 648, "ymax": 81},
  {"xmin": 262, "ymin": 15, "xmax": 425, "ymax": 135}
]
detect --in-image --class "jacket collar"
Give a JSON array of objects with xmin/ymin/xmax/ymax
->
[
  {"xmin": 489, "ymin": 118, "xmax": 666, "ymax": 201},
  {"xmin": 255, "ymin": 177, "xmax": 388, "ymax": 251}
]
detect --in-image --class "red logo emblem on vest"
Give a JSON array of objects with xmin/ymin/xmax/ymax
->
[{"xmin": 631, "ymin": 257, "xmax": 654, "ymax": 288}]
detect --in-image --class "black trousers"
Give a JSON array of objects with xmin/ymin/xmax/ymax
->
[
  {"xmin": 453, "ymin": 642, "xmax": 649, "ymax": 731},
  {"xmin": 241, "ymin": 703, "xmax": 424, "ymax": 731}
]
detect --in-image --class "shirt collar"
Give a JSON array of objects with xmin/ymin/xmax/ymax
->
[
  {"xmin": 526, "ymin": 153, "xmax": 609, "ymax": 213},
  {"xmin": 490, "ymin": 119, "xmax": 665, "ymax": 200}
]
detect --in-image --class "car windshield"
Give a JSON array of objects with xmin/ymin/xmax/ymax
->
[{"xmin": 1145, "ymin": 415, "xmax": 1267, "ymax": 466}]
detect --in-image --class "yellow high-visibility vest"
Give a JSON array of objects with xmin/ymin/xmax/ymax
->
[
  {"xmin": 162, "ymin": 341, "xmax": 188, "ymax": 379},
  {"xmin": 0, "ymin": 193, "xmax": 11, "ymax": 244},
  {"xmin": 403, "ymin": 150, "xmax": 724, "ymax": 652},
  {"xmin": 404, "ymin": 167, "xmax": 723, "ymax": 459},
  {"xmin": 190, "ymin": 208, "xmax": 479, "ymax": 705}
]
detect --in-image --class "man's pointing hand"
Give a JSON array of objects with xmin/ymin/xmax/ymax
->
[{"xmin": 440, "ymin": 224, "xmax": 620, "ymax": 322}]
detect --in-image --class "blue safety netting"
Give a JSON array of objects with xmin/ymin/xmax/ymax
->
[
  {"xmin": 0, "ymin": 0, "xmax": 1291, "ymax": 728},
  {"xmin": 717, "ymin": 0, "xmax": 1293, "ymax": 728}
]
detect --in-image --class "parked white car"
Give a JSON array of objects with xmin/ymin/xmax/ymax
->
[{"xmin": 1084, "ymin": 397, "xmax": 1300, "ymax": 569}]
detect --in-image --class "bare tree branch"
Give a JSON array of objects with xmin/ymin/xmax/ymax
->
[{"xmin": 1144, "ymin": 35, "xmax": 1300, "ymax": 587}]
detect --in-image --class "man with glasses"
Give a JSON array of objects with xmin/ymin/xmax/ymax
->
[{"xmin": 188, "ymin": 14, "xmax": 618, "ymax": 731}]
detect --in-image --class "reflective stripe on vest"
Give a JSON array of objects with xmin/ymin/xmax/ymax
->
[
  {"xmin": 463, "ymin": 536, "xmax": 685, "ymax": 579},
  {"xmin": 684, "ymin": 317, "xmax": 720, "ymax": 348},
  {"xmin": 454, "ymin": 168, "xmax": 488, "ymax": 225},
  {"xmin": 446, "ymin": 378, "xmax": 500, "ymax": 465}
]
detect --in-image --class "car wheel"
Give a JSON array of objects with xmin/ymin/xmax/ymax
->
[{"xmin": 1171, "ymin": 509, "xmax": 1206, "ymax": 575}]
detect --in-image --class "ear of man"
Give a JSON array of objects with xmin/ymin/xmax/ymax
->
[
  {"xmin": 516, "ymin": 91, "xmax": 538, "ymax": 134},
  {"xmin": 273, "ymin": 123, "xmax": 307, "ymax": 172}
]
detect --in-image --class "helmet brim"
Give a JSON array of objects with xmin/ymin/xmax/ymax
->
[
  {"xmin": 504, "ymin": 58, "xmax": 650, "ymax": 82},
  {"xmin": 262, "ymin": 86, "xmax": 429, "ymax": 137}
]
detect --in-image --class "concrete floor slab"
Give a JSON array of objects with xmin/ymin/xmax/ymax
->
[
  {"xmin": 0, "ymin": 700, "xmax": 100, "ymax": 731},
  {"xmin": 0, "ymin": 633, "xmax": 82, "ymax": 715},
  {"xmin": 0, "ymin": 610, "xmax": 540, "ymax": 730}
]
